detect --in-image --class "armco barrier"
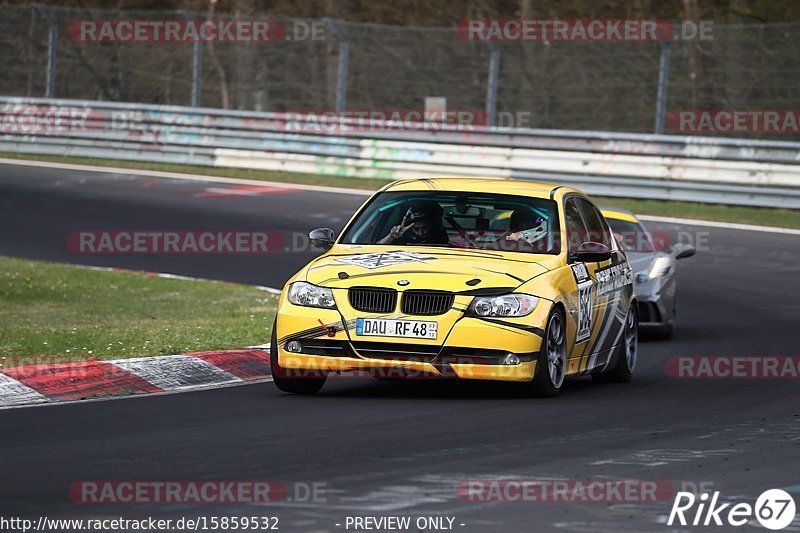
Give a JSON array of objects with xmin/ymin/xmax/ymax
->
[{"xmin": 1, "ymin": 96, "xmax": 800, "ymax": 208}]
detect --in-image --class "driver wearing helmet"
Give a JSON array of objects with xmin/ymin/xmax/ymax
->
[
  {"xmin": 378, "ymin": 200, "xmax": 449, "ymax": 245},
  {"xmin": 505, "ymin": 209, "xmax": 548, "ymax": 247}
]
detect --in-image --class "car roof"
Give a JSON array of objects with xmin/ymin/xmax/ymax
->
[
  {"xmin": 600, "ymin": 206, "xmax": 640, "ymax": 224},
  {"xmin": 380, "ymin": 177, "xmax": 582, "ymax": 200}
]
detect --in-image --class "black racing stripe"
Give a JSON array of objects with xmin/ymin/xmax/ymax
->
[
  {"xmin": 384, "ymin": 179, "xmax": 414, "ymax": 191},
  {"xmin": 316, "ymin": 269, "xmax": 461, "ymax": 284},
  {"xmin": 277, "ymin": 319, "xmax": 355, "ymax": 344},
  {"xmin": 457, "ymin": 287, "xmax": 517, "ymax": 296},
  {"xmin": 475, "ymin": 267, "xmax": 525, "ymax": 283},
  {"xmin": 419, "ymin": 250, "xmax": 539, "ymax": 264},
  {"xmin": 475, "ymin": 317, "xmax": 544, "ymax": 337}
]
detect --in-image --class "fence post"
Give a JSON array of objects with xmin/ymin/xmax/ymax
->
[
  {"xmin": 190, "ymin": 40, "xmax": 204, "ymax": 107},
  {"xmin": 34, "ymin": 5, "xmax": 58, "ymax": 98},
  {"xmin": 325, "ymin": 19, "xmax": 349, "ymax": 112},
  {"xmin": 654, "ymin": 40, "xmax": 672, "ymax": 134},
  {"xmin": 485, "ymin": 41, "xmax": 501, "ymax": 127},
  {"xmin": 181, "ymin": 12, "xmax": 203, "ymax": 107}
]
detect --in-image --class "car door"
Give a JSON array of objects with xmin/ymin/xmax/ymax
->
[
  {"xmin": 575, "ymin": 197, "xmax": 630, "ymax": 367},
  {"xmin": 563, "ymin": 196, "xmax": 613, "ymax": 372}
]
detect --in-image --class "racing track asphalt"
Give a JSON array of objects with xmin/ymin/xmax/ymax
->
[{"xmin": 1, "ymin": 161, "xmax": 799, "ymax": 532}]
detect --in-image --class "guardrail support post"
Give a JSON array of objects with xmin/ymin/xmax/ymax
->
[
  {"xmin": 654, "ymin": 40, "xmax": 672, "ymax": 134},
  {"xmin": 34, "ymin": 5, "xmax": 58, "ymax": 98},
  {"xmin": 325, "ymin": 19, "xmax": 349, "ymax": 113},
  {"xmin": 485, "ymin": 42, "xmax": 501, "ymax": 127}
]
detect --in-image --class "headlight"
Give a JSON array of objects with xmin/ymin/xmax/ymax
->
[
  {"xmin": 637, "ymin": 256, "xmax": 674, "ymax": 283},
  {"xmin": 649, "ymin": 256, "xmax": 673, "ymax": 278},
  {"xmin": 468, "ymin": 294, "xmax": 539, "ymax": 317},
  {"xmin": 287, "ymin": 282, "xmax": 336, "ymax": 309}
]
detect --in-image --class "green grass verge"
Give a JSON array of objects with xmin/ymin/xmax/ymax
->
[
  {"xmin": 2, "ymin": 152, "xmax": 799, "ymax": 229},
  {"xmin": 0, "ymin": 256, "xmax": 277, "ymax": 366}
]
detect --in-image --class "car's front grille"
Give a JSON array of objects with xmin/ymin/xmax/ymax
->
[
  {"xmin": 401, "ymin": 290, "xmax": 455, "ymax": 316},
  {"xmin": 351, "ymin": 341, "xmax": 441, "ymax": 362},
  {"xmin": 349, "ymin": 287, "xmax": 397, "ymax": 313}
]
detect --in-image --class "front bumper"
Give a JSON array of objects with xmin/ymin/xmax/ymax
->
[{"xmin": 274, "ymin": 292, "xmax": 549, "ymax": 383}]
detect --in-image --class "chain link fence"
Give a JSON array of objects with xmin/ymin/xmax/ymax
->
[{"xmin": 1, "ymin": 3, "xmax": 799, "ymax": 137}]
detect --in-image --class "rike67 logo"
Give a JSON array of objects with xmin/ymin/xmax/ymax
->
[{"xmin": 668, "ymin": 489, "xmax": 796, "ymax": 530}]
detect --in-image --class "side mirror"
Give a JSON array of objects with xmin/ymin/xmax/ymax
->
[
  {"xmin": 672, "ymin": 243, "xmax": 696, "ymax": 260},
  {"xmin": 571, "ymin": 242, "xmax": 612, "ymax": 263},
  {"xmin": 309, "ymin": 228, "xmax": 336, "ymax": 250}
]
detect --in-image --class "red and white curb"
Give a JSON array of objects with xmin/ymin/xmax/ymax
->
[{"xmin": 0, "ymin": 348, "xmax": 272, "ymax": 410}]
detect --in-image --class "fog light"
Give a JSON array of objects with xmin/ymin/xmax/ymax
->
[
  {"xmin": 286, "ymin": 340, "xmax": 302, "ymax": 353},
  {"xmin": 502, "ymin": 353, "xmax": 520, "ymax": 365}
]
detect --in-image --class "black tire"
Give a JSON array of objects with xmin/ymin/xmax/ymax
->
[
  {"xmin": 526, "ymin": 307, "xmax": 567, "ymax": 397},
  {"xmin": 270, "ymin": 319, "xmax": 327, "ymax": 395},
  {"xmin": 655, "ymin": 322, "xmax": 674, "ymax": 339},
  {"xmin": 593, "ymin": 303, "xmax": 637, "ymax": 383}
]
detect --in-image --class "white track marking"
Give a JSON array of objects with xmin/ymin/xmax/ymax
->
[
  {"xmin": 638, "ymin": 214, "xmax": 800, "ymax": 235},
  {"xmin": 75, "ymin": 264, "xmax": 281, "ymax": 294},
  {"xmin": 0, "ymin": 157, "xmax": 373, "ymax": 196},
  {"xmin": 109, "ymin": 355, "xmax": 242, "ymax": 390},
  {"xmin": 0, "ymin": 373, "xmax": 50, "ymax": 406}
]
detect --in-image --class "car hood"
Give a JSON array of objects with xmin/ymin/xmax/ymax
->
[{"xmin": 302, "ymin": 245, "xmax": 557, "ymax": 292}]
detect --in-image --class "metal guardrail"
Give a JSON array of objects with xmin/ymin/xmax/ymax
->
[{"xmin": 2, "ymin": 96, "xmax": 800, "ymax": 208}]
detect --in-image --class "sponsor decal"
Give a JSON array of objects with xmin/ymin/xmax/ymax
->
[
  {"xmin": 595, "ymin": 263, "xmax": 633, "ymax": 296},
  {"xmin": 571, "ymin": 263, "xmax": 593, "ymax": 344},
  {"xmin": 570, "ymin": 263, "xmax": 590, "ymax": 284},
  {"xmin": 576, "ymin": 281, "xmax": 593, "ymax": 344},
  {"xmin": 334, "ymin": 251, "xmax": 435, "ymax": 270}
]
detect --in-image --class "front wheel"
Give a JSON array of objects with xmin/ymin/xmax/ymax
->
[
  {"xmin": 270, "ymin": 319, "xmax": 327, "ymax": 394},
  {"xmin": 593, "ymin": 303, "xmax": 637, "ymax": 383},
  {"xmin": 526, "ymin": 308, "xmax": 567, "ymax": 397}
]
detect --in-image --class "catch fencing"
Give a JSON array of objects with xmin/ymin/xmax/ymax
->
[{"xmin": 1, "ymin": 5, "xmax": 800, "ymax": 136}]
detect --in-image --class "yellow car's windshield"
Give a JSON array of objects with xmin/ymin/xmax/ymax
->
[{"xmin": 340, "ymin": 191, "xmax": 562, "ymax": 254}]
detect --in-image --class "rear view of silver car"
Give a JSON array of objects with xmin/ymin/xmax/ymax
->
[{"xmin": 601, "ymin": 208, "xmax": 695, "ymax": 338}]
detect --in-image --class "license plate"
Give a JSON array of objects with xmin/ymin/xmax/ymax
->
[{"xmin": 355, "ymin": 318, "xmax": 438, "ymax": 339}]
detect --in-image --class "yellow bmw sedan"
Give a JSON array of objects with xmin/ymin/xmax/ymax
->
[{"xmin": 271, "ymin": 178, "xmax": 637, "ymax": 397}]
